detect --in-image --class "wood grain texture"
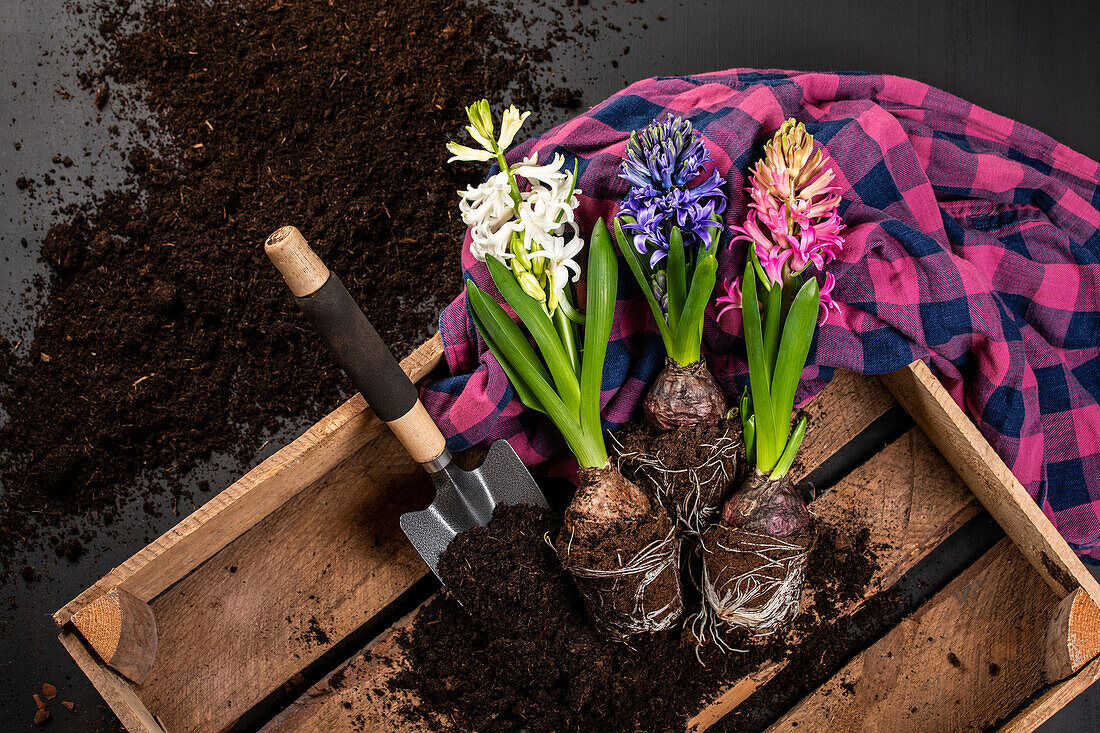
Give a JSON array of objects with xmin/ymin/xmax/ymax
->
[
  {"xmin": 70, "ymin": 588, "xmax": 158, "ymax": 684},
  {"xmin": 55, "ymin": 333, "xmax": 442, "ymax": 628},
  {"xmin": 1045, "ymin": 589, "xmax": 1100, "ymax": 684},
  {"xmin": 881, "ymin": 360, "xmax": 1100, "ymax": 606},
  {"xmin": 790, "ymin": 369, "xmax": 896, "ymax": 478},
  {"xmin": 386, "ymin": 400, "xmax": 447, "ymax": 464},
  {"xmin": 260, "ymin": 606, "xmax": 442, "ymax": 733},
  {"xmin": 58, "ymin": 631, "xmax": 165, "ymax": 733},
  {"xmin": 136, "ymin": 430, "xmax": 434, "ymax": 732},
  {"xmin": 686, "ymin": 662, "xmax": 788, "ymax": 732},
  {"xmin": 1001, "ymin": 654, "xmax": 1100, "ymax": 733},
  {"xmin": 56, "ymin": 334, "xmax": 443, "ymax": 732},
  {"xmin": 770, "ymin": 539, "xmax": 1059, "ymax": 733},
  {"xmin": 687, "ymin": 427, "xmax": 981, "ymax": 731},
  {"xmin": 265, "ymin": 225, "xmax": 330, "ymax": 298},
  {"xmin": 810, "ymin": 428, "xmax": 982, "ymax": 594}
]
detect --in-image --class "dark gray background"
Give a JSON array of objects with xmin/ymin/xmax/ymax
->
[{"xmin": 2, "ymin": 0, "xmax": 1098, "ymax": 729}]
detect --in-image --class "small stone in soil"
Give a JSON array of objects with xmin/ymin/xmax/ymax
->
[
  {"xmin": 34, "ymin": 709, "xmax": 50, "ymax": 726},
  {"xmin": 42, "ymin": 683, "xmax": 57, "ymax": 699}
]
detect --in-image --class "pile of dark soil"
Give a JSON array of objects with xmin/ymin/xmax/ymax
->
[
  {"xmin": 395, "ymin": 504, "xmax": 880, "ymax": 732},
  {"xmin": 0, "ymin": 0, "xmax": 581, "ymax": 568}
]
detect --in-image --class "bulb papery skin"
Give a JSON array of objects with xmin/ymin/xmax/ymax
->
[
  {"xmin": 563, "ymin": 465, "xmax": 652, "ymax": 541},
  {"xmin": 721, "ymin": 472, "xmax": 810, "ymax": 538},
  {"xmin": 642, "ymin": 358, "xmax": 727, "ymax": 430}
]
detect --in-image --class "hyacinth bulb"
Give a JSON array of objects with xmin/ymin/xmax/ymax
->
[
  {"xmin": 643, "ymin": 358, "xmax": 727, "ymax": 430},
  {"xmin": 721, "ymin": 473, "xmax": 810, "ymax": 538},
  {"xmin": 563, "ymin": 466, "xmax": 652, "ymax": 541}
]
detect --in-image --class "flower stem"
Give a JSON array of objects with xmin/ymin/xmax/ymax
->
[
  {"xmin": 554, "ymin": 296, "xmax": 580, "ymax": 376},
  {"xmin": 495, "ymin": 149, "xmax": 524, "ymax": 209}
]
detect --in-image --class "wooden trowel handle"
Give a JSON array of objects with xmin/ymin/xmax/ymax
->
[{"xmin": 265, "ymin": 226, "xmax": 448, "ymax": 469}]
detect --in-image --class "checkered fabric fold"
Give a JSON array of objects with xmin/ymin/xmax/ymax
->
[{"xmin": 420, "ymin": 70, "xmax": 1100, "ymax": 561}]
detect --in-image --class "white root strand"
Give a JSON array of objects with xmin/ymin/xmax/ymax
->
[
  {"xmin": 550, "ymin": 526, "xmax": 683, "ymax": 639},
  {"xmin": 611, "ymin": 427, "xmax": 741, "ymax": 534},
  {"xmin": 690, "ymin": 529, "xmax": 809, "ymax": 651}
]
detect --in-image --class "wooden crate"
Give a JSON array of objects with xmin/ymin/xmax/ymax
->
[{"xmin": 55, "ymin": 333, "xmax": 1100, "ymax": 732}]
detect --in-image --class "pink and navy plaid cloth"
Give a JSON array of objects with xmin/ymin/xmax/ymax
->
[{"xmin": 420, "ymin": 70, "xmax": 1100, "ymax": 561}]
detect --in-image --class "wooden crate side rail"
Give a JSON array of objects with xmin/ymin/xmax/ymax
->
[
  {"xmin": 998, "ymin": 653, "xmax": 1100, "ymax": 733},
  {"xmin": 54, "ymin": 333, "xmax": 443, "ymax": 626},
  {"xmin": 880, "ymin": 360, "xmax": 1100, "ymax": 606},
  {"xmin": 58, "ymin": 630, "xmax": 165, "ymax": 733},
  {"xmin": 138, "ymin": 434, "xmax": 435, "ymax": 732}
]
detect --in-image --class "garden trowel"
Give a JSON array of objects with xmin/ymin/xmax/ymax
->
[{"xmin": 265, "ymin": 226, "xmax": 547, "ymax": 580}]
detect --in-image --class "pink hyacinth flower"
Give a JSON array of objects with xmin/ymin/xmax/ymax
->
[
  {"xmin": 730, "ymin": 118, "xmax": 845, "ymax": 289},
  {"xmin": 757, "ymin": 242, "xmax": 793, "ymax": 285},
  {"xmin": 818, "ymin": 271, "xmax": 842, "ymax": 325},
  {"xmin": 716, "ymin": 276, "xmax": 743, "ymax": 321},
  {"xmin": 785, "ymin": 211, "xmax": 844, "ymax": 272},
  {"xmin": 729, "ymin": 215, "xmax": 790, "ymax": 287}
]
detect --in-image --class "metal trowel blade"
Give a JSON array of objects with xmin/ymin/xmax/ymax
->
[{"xmin": 399, "ymin": 439, "xmax": 548, "ymax": 580}]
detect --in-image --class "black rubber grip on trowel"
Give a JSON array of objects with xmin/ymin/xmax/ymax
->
[{"xmin": 295, "ymin": 272, "xmax": 418, "ymax": 423}]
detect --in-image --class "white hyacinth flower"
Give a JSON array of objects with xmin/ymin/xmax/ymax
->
[
  {"xmin": 516, "ymin": 184, "xmax": 579, "ymax": 254},
  {"xmin": 446, "ymin": 142, "xmax": 495, "ymax": 163},
  {"xmin": 449, "ymin": 103, "xmax": 584, "ymax": 313},
  {"xmin": 468, "ymin": 219, "xmax": 518, "ymax": 263},
  {"xmin": 497, "ymin": 106, "xmax": 531, "ymax": 150},
  {"xmin": 458, "ymin": 171, "xmax": 514, "ymax": 230},
  {"xmin": 464, "ymin": 124, "xmax": 495, "ymax": 153},
  {"xmin": 512, "ymin": 153, "xmax": 571, "ymax": 191},
  {"xmin": 529, "ymin": 234, "xmax": 584, "ymax": 310}
]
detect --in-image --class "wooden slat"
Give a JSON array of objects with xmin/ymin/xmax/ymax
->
[
  {"xmin": 262, "ymin": 607, "xmax": 441, "ymax": 732},
  {"xmin": 999, "ymin": 654, "xmax": 1100, "ymax": 733},
  {"xmin": 55, "ymin": 333, "xmax": 443, "ymax": 627},
  {"xmin": 685, "ymin": 661, "xmax": 788, "ymax": 732},
  {"xmin": 810, "ymin": 427, "xmax": 983, "ymax": 593},
  {"xmin": 686, "ymin": 427, "xmax": 981, "ymax": 731},
  {"xmin": 881, "ymin": 359, "xmax": 1100, "ymax": 606},
  {"xmin": 135, "ymin": 429, "xmax": 433, "ymax": 731},
  {"xmin": 770, "ymin": 539, "xmax": 1060, "ymax": 732},
  {"xmin": 791, "ymin": 368, "xmax": 896, "ymax": 477},
  {"xmin": 58, "ymin": 630, "xmax": 165, "ymax": 733},
  {"xmin": 260, "ymin": 374, "xmax": 936, "ymax": 733}
]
